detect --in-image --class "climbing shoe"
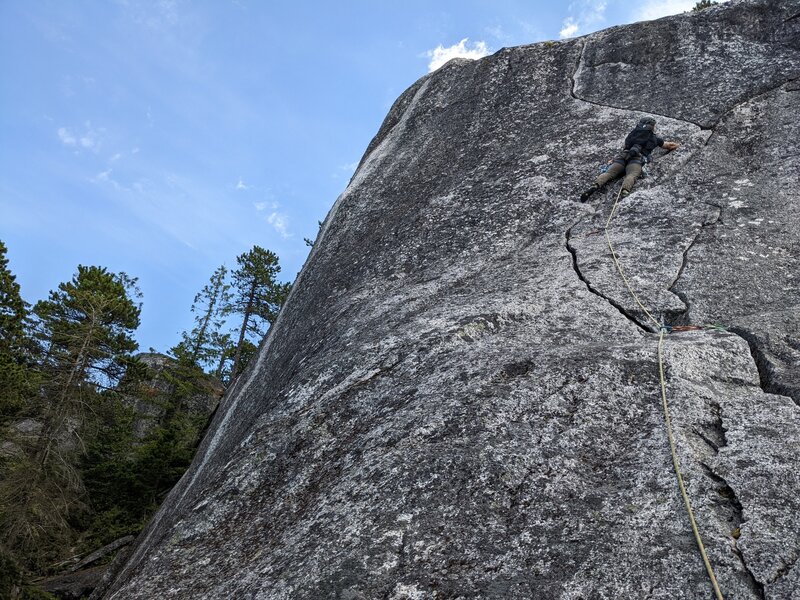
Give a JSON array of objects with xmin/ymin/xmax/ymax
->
[
  {"xmin": 620, "ymin": 189, "xmax": 630, "ymax": 198},
  {"xmin": 579, "ymin": 185, "xmax": 599, "ymax": 202}
]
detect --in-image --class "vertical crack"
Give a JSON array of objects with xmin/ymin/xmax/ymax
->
[
  {"xmin": 565, "ymin": 220, "xmax": 650, "ymax": 332},
  {"xmin": 666, "ymin": 207, "xmax": 723, "ymax": 326},
  {"xmin": 569, "ymin": 41, "xmax": 587, "ymax": 102},
  {"xmin": 697, "ymin": 403, "xmax": 766, "ymax": 599}
]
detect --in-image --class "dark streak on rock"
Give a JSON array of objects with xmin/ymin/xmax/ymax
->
[
  {"xmin": 565, "ymin": 221, "xmax": 651, "ymax": 333},
  {"xmin": 666, "ymin": 207, "xmax": 723, "ymax": 326},
  {"xmin": 699, "ymin": 458, "xmax": 766, "ymax": 600},
  {"xmin": 771, "ymin": 552, "xmax": 799, "ymax": 583},
  {"xmin": 569, "ymin": 41, "xmax": 706, "ymax": 129},
  {"xmin": 728, "ymin": 327, "xmax": 800, "ymax": 407}
]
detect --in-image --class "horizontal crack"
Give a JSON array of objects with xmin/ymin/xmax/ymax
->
[
  {"xmin": 570, "ymin": 41, "xmax": 800, "ymax": 131},
  {"xmin": 727, "ymin": 328, "xmax": 800, "ymax": 406},
  {"xmin": 570, "ymin": 40, "xmax": 706, "ymax": 129}
]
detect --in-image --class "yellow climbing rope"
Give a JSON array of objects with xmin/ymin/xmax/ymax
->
[
  {"xmin": 604, "ymin": 186, "xmax": 725, "ymax": 600},
  {"xmin": 603, "ymin": 189, "xmax": 661, "ymax": 331}
]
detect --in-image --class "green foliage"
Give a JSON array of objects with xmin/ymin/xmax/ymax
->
[
  {"xmin": 33, "ymin": 266, "xmax": 141, "ymax": 390},
  {"xmin": 0, "ymin": 548, "xmax": 23, "ymax": 599},
  {"xmin": 228, "ymin": 246, "xmax": 291, "ymax": 379},
  {"xmin": 231, "ymin": 246, "xmax": 290, "ymax": 332},
  {"xmin": 0, "ymin": 240, "xmax": 36, "ymax": 420},
  {"xmin": 0, "ymin": 241, "xmax": 287, "ymax": 586},
  {"xmin": 0, "ymin": 241, "xmax": 27, "ymax": 347},
  {"xmin": 1, "ymin": 265, "xmax": 142, "ymax": 572},
  {"xmin": 80, "ymin": 359, "xmax": 214, "ymax": 549},
  {"xmin": 692, "ymin": 0, "xmax": 718, "ymax": 11},
  {"xmin": 173, "ymin": 265, "xmax": 232, "ymax": 372},
  {"xmin": 0, "ymin": 550, "xmax": 53, "ymax": 598},
  {"xmin": 20, "ymin": 586, "xmax": 57, "ymax": 600},
  {"xmin": 228, "ymin": 339, "xmax": 256, "ymax": 380}
]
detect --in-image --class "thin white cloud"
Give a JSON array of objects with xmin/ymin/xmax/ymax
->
[
  {"xmin": 560, "ymin": 19, "xmax": 579, "ymax": 39},
  {"xmin": 58, "ymin": 127, "xmax": 77, "ymax": 146},
  {"xmin": 333, "ymin": 161, "xmax": 360, "ymax": 180},
  {"xmin": 117, "ymin": 0, "xmax": 181, "ymax": 30},
  {"xmin": 634, "ymin": 0, "xmax": 728, "ymax": 21},
  {"xmin": 110, "ymin": 153, "xmax": 122, "ymax": 162},
  {"xmin": 559, "ymin": 0, "xmax": 607, "ymax": 38},
  {"xmin": 236, "ymin": 178, "xmax": 250, "ymax": 190},
  {"xmin": 80, "ymin": 134, "xmax": 97, "ymax": 150},
  {"xmin": 253, "ymin": 201, "xmax": 267, "ymax": 211},
  {"xmin": 267, "ymin": 211, "xmax": 290, "ymax": 239},
  {"xmin": 90, "ymin": 169, "xmax": 125, "ymax": 191},
  {"xmin": 426, "ymin": 38, "xmax": 491, "ymax": 72},
  {"xmin": 57, "ymin": 122, "xmax": 103, "ymax": 152}
]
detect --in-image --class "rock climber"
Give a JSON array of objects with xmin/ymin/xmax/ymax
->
[{"xmin": 579, "ymin": 116, "xmax": 680, "ymax": 202}]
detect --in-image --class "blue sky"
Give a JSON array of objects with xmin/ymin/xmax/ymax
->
[{"xmin": 0, "ymin": 0, "xmax": 710, "ymax": 353}]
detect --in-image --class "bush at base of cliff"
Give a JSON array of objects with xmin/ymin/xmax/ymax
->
[{"xmin": 0, "ymin": 550, "xmax": 56, "ymax": 600}]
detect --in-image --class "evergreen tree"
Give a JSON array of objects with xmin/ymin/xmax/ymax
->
[
  {"xmin": 172, "ymin": 265, "xmax": 232, "ymax": 372},
  {"xmin": 228, "ymin": 246, "xmax": 290, "ymax": 380},
  {"xmin": 0, "ymin": 266, "xmax": 141, "ymax": 569},
  {"xmin": 0, "ymin": 241, "xmax": 34, "ymax": 419},
  {"xmin": 209, "ymin": 330, "xmax": 235, "ymax": 382},
  {"xmin": 0, "ymin": 241, "xmax": 27, "ymax": 347},
  {"xmin": 692, "ymin": 0, "xmax": 718, "ymax": 10},
  {"xmin": 81, "ymin": 359, "xmax": 216, "ymax": 548}
]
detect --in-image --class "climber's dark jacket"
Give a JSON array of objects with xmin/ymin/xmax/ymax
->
[
  {"xmin": 594, "ymin": 125, "xmax": 665, "ymax": 193},
  {"xmin": 620, "ymin": 127, "xmax": 665, "ymax": 163}
]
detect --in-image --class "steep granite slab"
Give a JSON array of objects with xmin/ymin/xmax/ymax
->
[{"xmin": 96, "ymin": 1, "xmax": 800, "ymax": 598}]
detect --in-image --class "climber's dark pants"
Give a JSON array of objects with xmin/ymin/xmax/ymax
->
[{"xmin": 595, "ymin": 155, "xmax": 643, "ymax": 193}]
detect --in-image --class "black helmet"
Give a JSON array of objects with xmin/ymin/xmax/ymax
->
[{"xmin": 638, "ymin": 116, "xmax": 656, "ymax": 129}]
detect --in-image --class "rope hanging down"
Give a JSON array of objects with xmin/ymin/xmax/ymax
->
[{"xmin": 603, "ymin": 186, "xmax": 725, "ymax": 600}]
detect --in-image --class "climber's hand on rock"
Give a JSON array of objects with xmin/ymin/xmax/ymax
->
[{"xmin": 663, "ymin": 141, "xmax": 680, "ymax": 150}]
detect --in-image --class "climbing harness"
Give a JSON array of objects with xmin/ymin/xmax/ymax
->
[{"xmin": 604, "ymin": 185, "xmax": 726, "ymax": 600}]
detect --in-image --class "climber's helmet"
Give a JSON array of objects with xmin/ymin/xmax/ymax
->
[{"xmin": 638, "ymin": 116, "xmax": 656, "ymax": 130}]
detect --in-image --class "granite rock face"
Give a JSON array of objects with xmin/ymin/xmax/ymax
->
[{"xmin": 96, "ymin": 1, "xmax": 800, "ymax": 598}]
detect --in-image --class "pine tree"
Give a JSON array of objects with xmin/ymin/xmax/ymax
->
[
  {"xmin": 0, "ymin": 240, "xmax": 34, "ymax": 419},
  {"xmin": 0, "ymin": 265, "xmax": 142, "ymax": 569},
  {"xmin": 172, "ymin": 265, "xmax": 232, "ymax": 372},
  {"xmin": 0, "ymin": 241, "xmax": 27, "ymax": 347},
  {"xmin": 209, "ymin": 330, "xmax": 235, "ymax": 382},
  {"xmin": 228, "ymin": 246, "xmax": 290, "ymax": 380},
  {"xmin": 692, "ymin": 0, "xmax": 718, "ymax": 11}
]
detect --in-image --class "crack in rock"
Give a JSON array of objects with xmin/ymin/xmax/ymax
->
[
  {"xmin": 571, "ymin": 41, "xmax": 800, "ymax": 131},
  {"xmin": 727, "ymin": 327, "xmax": 800, "ymax": 407},
  {"xmin": 666, "ymin": 207, "xmax": 723, "ymax": 326},
  {"xmin": 570, "ymin": 40, "xmax": 706, "ymax": 129},
  {"xmin": 565, "ymin": 219, "xmax": 650, "ymax": 332}
]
